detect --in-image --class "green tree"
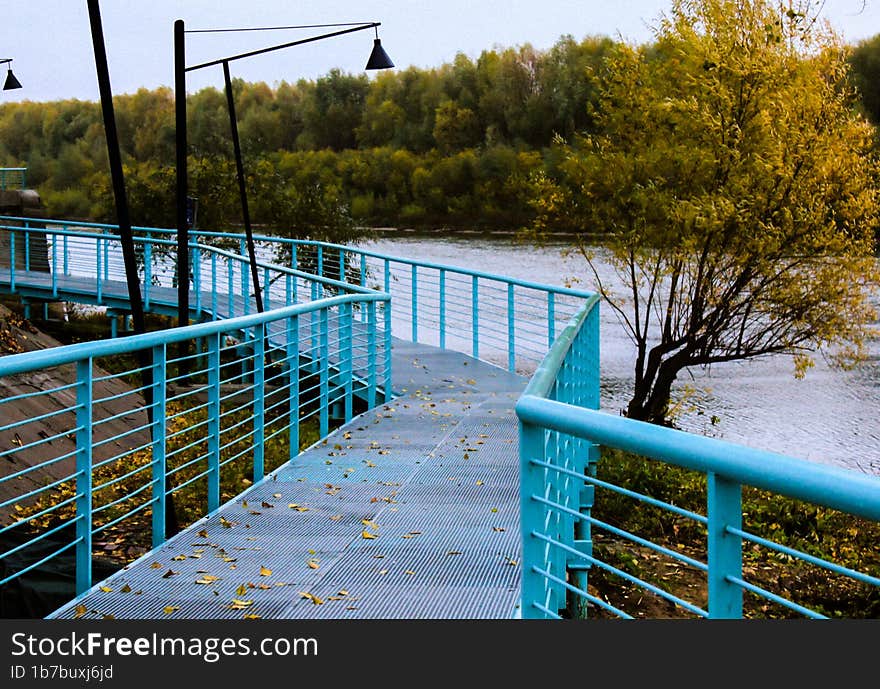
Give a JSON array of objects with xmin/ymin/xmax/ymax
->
[
  {"xmin": 849, "ymin": 33, "xmax": 880, "ymax": 125},
  {"xmin": 528, "ymin": 0, "xmax": 880, "ymax": 424}
]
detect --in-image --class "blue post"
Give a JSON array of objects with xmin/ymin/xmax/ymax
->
[
  {"xmin": 411, "ymin": 264, "xmax": 418, "ymax": 343},
  {"xmin": 520, "ymin": 421, "xmax": 549, "ymax": 618},
  {"xmin": 263, "ymin": 267, "xmax": 271, "ymax": 311},
  {"xmin": 508, "ymin": 283, "xmax": 516, "ymax": 372},
  {"xmin": 360, "ymin": 254, "xmax": 367, "ymax": 288},
  {"xmin": 547, "ymin": 292, "xmax": 556, "ymax": 349},
  {"xmin": 227, "ymin": 257, "xmax": 235, "ymax": 318},
  {"xmin": 253, "ymin": 324, "xmax": 265, "ymax": 483},
  {"xmin": 8, "ymin": 231, "xmax": 14, "ymax": 292},
  {"xmin": 287, "ymin": 315, "xmax": 300, "ymax": 461},
  {"xmin": 204, "ymin": 333, "xmax": 220, "ymax": 513},
  {"xmin": 341, "ymin": 302, "xmax": 353, "ymax": 422},
  {"xmin": 384, "ymin": 298, "xmax": 393, "ymax": 401},
  {"xmin": 144, "ymin": 241, "xmax": 152, "ymax": 310},
  {"xmin": 193, "ymin": 245, "xmax": 202, "ymax": 316},
  {"xmin": 211, "ymin": 252, "xmax": 217, "ymax": 318},
  {"xmin": 471, "ymin": 276, "xmax": 479, "ymax": 359},
  {"xmin": 51, "ymin": 236, "xmax": 58, "ymax": 298},
  {"xmin": 95, "ymin": 237, "xmax": 102, "ymax": 304},
  {"xmin": 439, "ymin": 269, "xmax": 446, "ymax": 350},
  {"xmin": 384, "ymin": 259, "xmax": 390, "ymax": 294},
  {"xmin": 291, "ymin": 244, "xmax": 297, "ymax": 271},
  {"xmin": 367, "ymin": 300, "xmax": 377, "ymax": 409},
  {"xmin": 707, "ymin": 473, "xmax": 743, "ymax": 618},
  {"xmin": 285, "ymin": 273, "xmax": 292, "ymax": 308},
  {"xmin": 241, "ymin": 255, "xmax": 249, "ymax": 316},
  {"xmin": 319, "ymin": 308, "xmax": 329, "ymax": 438},
  {"xmin": 317, "ymin": 246, "xmax": 324, "ymax": 278},
  {"xmin": 74, "ymin": 359, "xmax": 93, "ymax": 595},
  {"xmin": 339, "ymin": 248, "xmax": 346, "ymax": 282},
  {"xmin": 63, "ymin": 234, "xmax": 69, "ymax": 275},
  {"xmin": 24, "ymin": 227, "xmax": 29, "ymax": 270},
  {"xmin": 150, "ymin": 344, "xmax": 167, "ymax": 548}
]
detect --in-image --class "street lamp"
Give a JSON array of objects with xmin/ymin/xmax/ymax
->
[
  {"xmin": 174, "ymin": 20, "xmax": 394, "ymax": 329},
  {"xmin": 1, "ymin": 59, "xmax": 22, "ymax": 90}
]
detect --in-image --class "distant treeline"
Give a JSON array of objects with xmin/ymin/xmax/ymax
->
[{"xmin": 1, "ymin": 33, "xmax": 879, "ymax": 235}]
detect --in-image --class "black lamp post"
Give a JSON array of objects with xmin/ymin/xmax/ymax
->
[
  {"xmin": 174, "ymin": 21, "xmax": 394, "ymax": 330},
  {"xmin": 1, "ymin": 59, "xmax": 22, "ymax": 90}
]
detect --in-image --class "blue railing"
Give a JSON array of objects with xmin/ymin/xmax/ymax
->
[
  {"xmin": 516, "ymin": 295, "xmax": 880, "ymax": 618},
  {"xmin": 0, "ymin": 216, "xmax": 592, "ymax": 374},
  {"xmin": 0, "ymin": 168, "xmax": 26, "ymax": 191},
  {"xmin": 0, "ymin": 221, "xmax": 393, "ymax": 596}
]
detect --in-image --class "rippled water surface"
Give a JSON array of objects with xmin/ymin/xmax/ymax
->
[{"xmin": 363, "ymin": 232, "xmax": 880, "ymax": 476}]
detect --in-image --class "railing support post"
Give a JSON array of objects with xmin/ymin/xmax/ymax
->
[
  {"xmin": 74, "ymin": 359, "xmax": 93, "ymax": 595},
  {"xmin": 319, "ymin": 308, "xmax": 329, "ymax": 438},
  {"xmin": 207, "ymin": 332, "xmax": 221, "ymax": 513},
  {"xmin": 341, "ymin": 302, "xmax": 354, "ymax": 423},
  {"xmin": 520, "ymin": 421, "xmax": 551, "ymax": 619},
  {"xmin": 287, "ymin": 315, "xmax": 300, "ymax": 461},
  {"xmin": 707, "ymin": 473, "xmax": 743, "ymax": 618},
  {"xmin": 150, "ymin": 344, "xmax": 167, "ymax": 548},
  {"xmin": 253, "ymin": 324, "xmax": 266, "ymax": 482}
]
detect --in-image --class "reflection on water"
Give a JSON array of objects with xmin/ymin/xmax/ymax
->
[{"xmin": 363, "ymin": 231, "xmax": 880, "ymax": 476}]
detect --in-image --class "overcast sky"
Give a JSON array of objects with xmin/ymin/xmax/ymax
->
[{"xmin": 2, "ymin": 0, "xmax": 878, "ymax": 103}]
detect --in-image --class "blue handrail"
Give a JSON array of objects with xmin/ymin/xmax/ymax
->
[{"xmin": 516, "ymin": 295, "xmax": 880, "ymax": 619}]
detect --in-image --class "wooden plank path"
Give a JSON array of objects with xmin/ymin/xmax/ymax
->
[{"xmin": 1, "ymin": 269, "xmax": 528, "ymax": 618}]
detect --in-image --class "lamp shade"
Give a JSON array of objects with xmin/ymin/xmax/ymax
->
[
  {"xmin": 365, "ymin": 38, "xmax": 394, "ymax": 70},
  {"xmin": 3, "ymin": 69, "xmax": 21, "ymax": 90}
]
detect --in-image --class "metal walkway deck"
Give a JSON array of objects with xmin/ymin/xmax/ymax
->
[{"xmin": 47, "ymin": 340, "xmax": 526, "ymax": 619}]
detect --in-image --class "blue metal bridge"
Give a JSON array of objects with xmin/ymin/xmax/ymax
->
[{"xmin": 1, "ymin": 217, "xmax": 879, "ymax": 619}]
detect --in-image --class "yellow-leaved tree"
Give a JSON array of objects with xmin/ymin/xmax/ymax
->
[{"xmin": 528, "ymin": 0, "xmax": 880, "ymax": 424}]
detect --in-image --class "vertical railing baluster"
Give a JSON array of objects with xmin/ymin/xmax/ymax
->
[
  {"xmin": 51, "ymin": 232, "xmax": 58, "ymax": 298},
  {"xmin": 547, "ymin": 292, "xmax": 556, "ymax": 350},
  {"xmin": 317, "ymin": 245, "xmax": 324, "ymax": 279},
  {"xmin": 8, "ymin": 228, "xmax": 14, "ymax": 292},
  {"xmin": 207, "ymin": 332, "xmax": 221, "ymax": 514},
  {"xmin": 342, "ymin": 302, "xmax": 353, "ymax": 422},
  {"xmin": 471, "ymin": 276, "xmax": 479, "ymax": 360},
  {"xmin": 150, "ymin": 344, "xmax": 167, "ymax": 548},
  {"xmin": 520, "ymin": 421, "xmax": 550, "ymax": 619},
  {"xmin": 367, "ymin": 300, "xmax": 377, "ymax": 409},
  {"xmin": 211, "ymin": 252, "xmax": 217, "ymax": 317},
  {"xmin": 227, "ymin": 257, "xmax": 234, "ymax": 318},
  {"xmin": 339, "ymin": 248, "xmax": 346, "ymax": 282},
  {"xmin": 707, "ymin": 473, "xmax": 743, "ymax": 618},
  {"xmin": 63, "ymin": 233, "xmax": 69, "ymax": 275},
  {"xmin": 508, "ymin": 283, "xmax": 516, "ymax": 372},
  {"xmin": 241, "ymin": 256, "xmax": 249, "ymax": 315},
  {"xmin": 74, "ymin": 359, "xmax": 93, "ymax": 595},
  {"xmin": 287, "ymin": 315, "xmax": 300, "ymax": 461},
  {"xmin": 439, "ymin": 269, "xmax": 446, "ymax": 350},
  {"xmin": 411, "ymin": 264, "xmax": 418, "ymax": 343},
  {"xmin": 144, "ymin": 241, "xmax": 152, "ymax": 310},
  {"xmin": 384, "ymin": 296, "xmax": 393, "ymax": 401},
  {"xmin": 95, "ymin": 237, "xmax": 102, "ymax": 304},
  {"xmin": 24, "ymin": 226, "xmax": 29, "ymax": 271},
  {"xmin": 253, "ymin": 324, "xmax": 265, "ymax": 483},
  {"xmin": 360, "ymin": 254, "xmax": 367, "ymax": 288},
  {"xmin": 263, "ymin": 267, "xmax": 271, "ymax": 311},
  {"xmin": 193, "ymin": 245, "xmax": 202, "ymax": 317},
  {"xmin": 319, "ymin": 308, "xmax": 329, "ymax": 438}
]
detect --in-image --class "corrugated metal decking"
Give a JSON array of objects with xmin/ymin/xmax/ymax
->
[{"xmin": 49, "ymin": 339, "xmax": 526, "ymax": 619}]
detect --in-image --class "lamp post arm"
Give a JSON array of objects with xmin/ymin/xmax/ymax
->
[{"xmin": 185, "ymin": 22, "xmax": 379, "ymax": 72}]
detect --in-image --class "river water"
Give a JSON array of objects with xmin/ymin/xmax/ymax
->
[{"xmin": 362, "ymin": 231, "xmax": 880, "ymax": 477}]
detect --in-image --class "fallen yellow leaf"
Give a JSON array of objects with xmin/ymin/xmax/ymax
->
[
  {"xmin": 163, "ymin": 606, "xmax": 179, "ymax": 615},
  {"xmin": 307, "ymin": 559, "xmax": 320, "ymax": 570},
  {"xmin": 260, "ymin": 566, "xmax": 272, "ymax": 577},
  {"xmin": 74, "ymin": 604, "xmax": 87, "ymax": 619},
  {"xmin": 299, "ymin": 591, "xmax": 324, "ymax": 605},
  {"xmin": 99, "ymin": 586, "xmax": 112, "ymax": 593},
  {"xmin": 362, "ymin": 530, "xmax": 378, "ymax": 540}
]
